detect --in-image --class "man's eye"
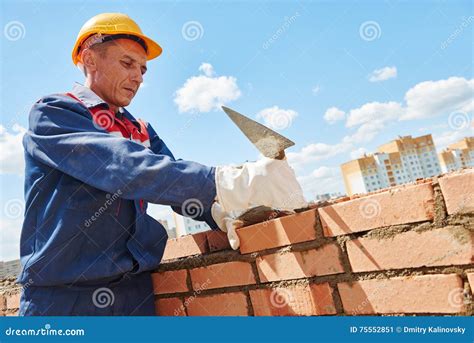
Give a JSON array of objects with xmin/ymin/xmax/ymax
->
[{"xmin": 121, "ymin": 61, "xmax": 132, "ymax": 68}]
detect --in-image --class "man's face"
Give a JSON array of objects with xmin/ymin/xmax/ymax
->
[{"xmin": 89, "ymin": 38, "xmax": 148, "ymax": 108}]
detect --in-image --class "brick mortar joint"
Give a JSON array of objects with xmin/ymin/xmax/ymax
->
[
  {"xmin": 154, "ymin": 264, "xmax": 474, "ymax": 300},
  {"xmin": 155, "ymin": 212, "xmax": 473, "ymax": 273}
]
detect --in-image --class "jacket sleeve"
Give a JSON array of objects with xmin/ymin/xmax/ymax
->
[
  {"xmin": 145, "ymin": 121, "xmax": 220, "ymax": 230},
  {"xmin": 23, "ymin": 94, "xmax": 217, "ymax": 210}
]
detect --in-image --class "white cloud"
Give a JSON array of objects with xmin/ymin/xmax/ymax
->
[
  {"xmin": 312, "ymin": 85, "xmax": 321, "ymax": 95},
  {"xmin": 343, "ymin": 120, "xmax": 388, "ymax": 145},
  {"xmin": 346, "ymin": 101, "xmax": 404, "ymax": 128},
  {"xmin": 433, "ymin": 127, "xmax": 473, "ymax": 150},
  {"xmin": 0, "ymin": 124, "xmax": 26, "ymax": 175},
  {"xmin": 324, "ymin": 107, "xmax": 345, "ymax": 124},
  {"xmin": 0, "ymin": 216, "xmax": 22, "ymax": 261},
  {"xmin": 198, "ymin": 62, "xmax": 215, "ymax": 77},
  {"xmin": 368, "ymin": 66, "xmax": 397, "ymax": 82},
  {"xmin": 174, "ymin": 63, "xmax": 241, "ymax": 113},
  {"xmin": 256, "ymin": 106, "xmax": 298, "ymax": 130},
  {"xmin": 401, "ymin": 77, "xmax": 473, "ymax": 120},
  {"xmin": 350, "ymin": 147, "xmax": 369, "ymax": 159},
  {"xmin": 297, "ymin": 166, "xmax": 344, "ymax": 197},
  {"xmin": 287, "ymin": 141, "xmax": 351, "ymax": 168}
]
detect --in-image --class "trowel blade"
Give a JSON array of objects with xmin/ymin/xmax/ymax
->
[{"xmin": 221, "ymin": 106, "xmax": 295, "ymax": 159}]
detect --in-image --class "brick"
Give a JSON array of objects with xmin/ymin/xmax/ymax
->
[
  {"xmin": 190, "ymin": 261, "xmax": 255, "ymax": 290},
  {"xmin": 236, "ymin": 209, "xmax": 318, "ymax": 254},
  {"xmin": 5, "ymin": 309, "xmax": 19, "ymax": 316},
  {"xmin": 250, "ymin": 283, "xmax": 336, "ymax": 316},
  {"xmin": 0, "ymin": 295, "xmax": 5, "ymax": 311},
  {"xmin": 162, "ymin": 232, "xmax": 208, "ymax": 260},
  {"xmin": 467, "ymin": 273, "xmax": 474, "ymax": 290},
  {"xmin": 338, "ymin": 274, "xmax": 465, "ymax": 314},
  {"xmin": 151, "ymin": 270, "xmax": 188, "ymax": 295},
  {"xmin": 439, "ymin": 171, "xmax": 474, "ymax": 214},
  {"xmin": 206, "ymin": 230, "xmax": 231, "ymax": 252},
  {"xmin": 319, "ymin": 183, "xmax": 435, "ymax": 237},
  {"xmin": 185, "ymin": 292, "xmax": 248, "ymax": 316},
  {"xmin": 347, "ymin": 226, "xmax": 474, "ymax": 272},
  {"xmin": 5, "ymin": 292, "xmax": 20, "ymax": 310},
  {"xmin": 155, "ymin": 298, "xmax": 185, "ymax": 316},
  {"xmin": 257, "ymin": 244, "xmax": 344, "ymax": 282}
]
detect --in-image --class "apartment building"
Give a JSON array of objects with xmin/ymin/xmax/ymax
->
[
  {"xmin": 438, "ymin": 137, "xmax": 474, "ymax": 173},
  {"xmin": 341, "ymin": 134, "xmax": 442, "ymax": 195}
]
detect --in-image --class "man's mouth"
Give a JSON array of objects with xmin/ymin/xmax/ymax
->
[{"xmin": 123, "ymin": 87, "xmax": 135, "ymax": 96}]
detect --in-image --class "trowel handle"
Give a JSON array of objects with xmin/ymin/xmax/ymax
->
[{"xmin": 274, "ymin": 150, "xmax": 286, "ymax": 160}]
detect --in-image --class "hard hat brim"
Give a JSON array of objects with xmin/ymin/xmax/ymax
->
[{"xmin": 72, "ymin": 31, "xmax": 162, "ymax": 65}]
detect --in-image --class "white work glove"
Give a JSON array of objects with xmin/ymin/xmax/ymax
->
[
  {"xmin": 211, "ymin": 202, "xmax": 243, "ymax": 250},
  {"xmin": 215, "ymin": 157, "xmax": 307, "ymax": 213},
  {"xmin": 212, "ymin": 157, "xmax": 308, "ymax": 249}
]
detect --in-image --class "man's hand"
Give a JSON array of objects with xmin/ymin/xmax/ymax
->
[{"xmin": 211, "ymin": 157, "xmax": 308, "ymax": 249}]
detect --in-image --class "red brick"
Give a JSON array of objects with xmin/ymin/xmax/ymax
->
[
  {"xmin": 190, "ymin": 261, "xmax": 255, "ymax": 290},
  {"xmin": 151, "ymin": 270, "xmax": 188, "ymax": 295},
  {"xmin": 162, "ymin": 232, "xmax": 208, "ymax": 260},
  {"xmin": 467, "ymin": 273, "xmax": 474, "ymax": 290},
  {"xmin": 0, "ymin": 295, "xmax": 6, "ymax": 311},
  {"xmin": 250, "ymin": 283, "xmax": 336, "ymax": 316},
  {"xmin": 5, "ymin": 292, "xmax": 20, "ymax": 310},
  {"xmin": 319, "ymin": 183, "xmax": 435, "ymax": 237},
  {"xmin": 5, "ymin": 309, "xmax": 19, "ymax": 316},
  {"xmin": 347, "ymin": 227, "xmax": 474, "ymax": 272},
  {"xmin": 257, "ymin": 244, "xmax": 344, "ymax": 282},
  {"xmin": 206, "ymin": 230, "xmax": 231, "ymax": 252},
  {"xmin": 155, "ymin": 298, "xmax": 185, "ymax": 316},
  {"xmin": 185, "ymin": 292, "xmax": 248, "ymax": 316},
  {"xmin": 439, "ymin": 171, "xmax": 474, "ymax": 214},
  {"xmin": 236, "ymin": 209, "xmax": 318, "ymax": 254},
  {"xmin": 338, "ymin": 274, "xmax": 465, "ymax": 314}
]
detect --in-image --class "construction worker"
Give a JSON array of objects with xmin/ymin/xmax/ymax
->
[{"xmin": 18, "ymin": 13, "xmax": 307, "ymax": 316}]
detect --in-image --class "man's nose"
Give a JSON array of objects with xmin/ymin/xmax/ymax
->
[{"xmin": 131, "ymin": 67, "xmax": 143, "ymax": 85}]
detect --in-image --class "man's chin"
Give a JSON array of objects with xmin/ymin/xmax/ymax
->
[{"xmin": 118, "ymin": 98, "xmax": 132, "ymax": 107}]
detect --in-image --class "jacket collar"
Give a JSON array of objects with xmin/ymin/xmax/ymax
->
[{"xmin": 70, "ymin": 83, "xmax": 124, "ymax": 115}]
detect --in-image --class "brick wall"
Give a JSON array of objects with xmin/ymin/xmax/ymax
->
[
  {"xmin": 2, "ymin": 169, "xmax": 473, "ymax": 316},
  {"xmin": 153, "ymin": 169, "xmax": 473, "ymax": 316}
]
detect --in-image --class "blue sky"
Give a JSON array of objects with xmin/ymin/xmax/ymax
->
[{"xmin": 1, "ymin": 0, "xmax": 472, "ymax": 260}]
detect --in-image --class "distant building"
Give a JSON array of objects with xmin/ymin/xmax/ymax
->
[
  {"xmin": 314, "ymin": 192, "xmax": 345, "ymax": 202},
  {"xmin": 341, "ymin": 134, "xmax": 441, "ymax": 196},
  {"xmin": 438, "ymin": 137, "xmax": 474, "ymax": 173},
  {"xmin": 172, "ymin": 212, "xmax": 210, "ymax": 237},
  {"xmin": 157, "ymin": 219, "xmax": 177, "ymax": 239}
]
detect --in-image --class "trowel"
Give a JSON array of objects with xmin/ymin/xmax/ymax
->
[
  {"xmin": 221, "ymin": 106, "xmax": 300, "ymax": 225},
  {"xmin": 221, "ymin": 106, "xmax": 294, "ymax": 160}
]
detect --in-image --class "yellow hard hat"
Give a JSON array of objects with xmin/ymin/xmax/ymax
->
[{"xmin": 72, "ymin": 13, "xmax": 162, "ymax": 65}]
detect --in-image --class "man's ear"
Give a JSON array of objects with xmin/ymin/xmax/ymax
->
[{"xmin": 81, "ymin": 49, "xmax": 97, "ymax": 73}]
